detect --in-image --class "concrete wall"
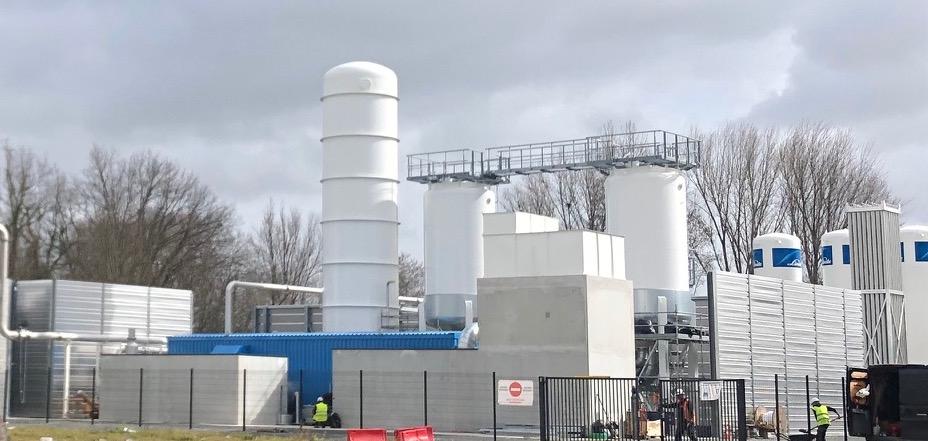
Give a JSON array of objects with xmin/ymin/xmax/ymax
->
[
  {"xmin": 332, "ymin": 274, "xmax": 635, "ymax": 432},
  {"xmin": 99, "ymin": 354, "xmax": 287, "ymax": 426}
]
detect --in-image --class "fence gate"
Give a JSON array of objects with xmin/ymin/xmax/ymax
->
[{"xmin": 539, "ymin": 377, "xmax": 746, "ymax": 441}]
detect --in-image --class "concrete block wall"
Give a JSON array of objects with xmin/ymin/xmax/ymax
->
[{"xmin": 98, "ymin": 354, "xmax": 287, "ymax": 426}]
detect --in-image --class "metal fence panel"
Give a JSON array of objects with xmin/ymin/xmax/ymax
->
[{"xmin": 539, "ymin": 377, "xmax": 745, "ymax": 441}]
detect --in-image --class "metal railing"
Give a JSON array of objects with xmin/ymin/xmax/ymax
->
[{"xmin": 406, "ymin": 130, "xmax": 700, "ymax": 184}]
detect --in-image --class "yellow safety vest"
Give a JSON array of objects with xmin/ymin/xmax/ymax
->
[
  {"xmin": 812, "ymin": 404, "xmax": 830, "ymax": 426},
  {"xmin": 313, "ymin": 402, "xmax": 329, "ymax": 422}
]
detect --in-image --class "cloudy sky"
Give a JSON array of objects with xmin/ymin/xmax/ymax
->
[{"xmin": 1, "ymin": 1, "xmax": 925, "ymax": 258}]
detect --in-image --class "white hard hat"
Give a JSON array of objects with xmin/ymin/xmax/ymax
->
[
  {"xmin": 676, "ymin": 388, "xmax": 685, "ymax": 395},
  {"xmin": 317, "ymin": 397, "xmax": 323, "ymax": 402},
  {"xmin": 811, "ymin": 397, "xmax": 820, "ymax": 403}
]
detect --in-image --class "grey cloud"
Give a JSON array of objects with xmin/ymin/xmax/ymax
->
[{"xmin": 0, "ymin": 1, "xmax": 924, "ymax": 254}]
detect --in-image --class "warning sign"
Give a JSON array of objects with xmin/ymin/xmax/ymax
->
[
  {"xmin": 700, "ymin": 381, "xmax": 722, "ymax": 401},
  {"xmin": 497, "ymin": 380, "xmax": 534, "ymax": 406}
]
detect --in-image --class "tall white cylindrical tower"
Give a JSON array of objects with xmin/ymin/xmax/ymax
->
[
  {"xmin": 321, "ymin": 62, "xmax": 399, "ymax": 332},
  {"xmin": 901, "ymin": 225, "xmax": 928, "ymax": 363},
  {"xmin": 752, "ymin": 233, "xmax": 803, "ymax": 282},
  {"xmin": 605, "ymin": 166, "xmax": 691, "ymax": 313},
  {"xmin": 821, "ymin": 229, "xmax": 852, "ymax": 289},
  {"xmin": 422, "ymin": 181, "xmax": 496, "ymax": 330}
]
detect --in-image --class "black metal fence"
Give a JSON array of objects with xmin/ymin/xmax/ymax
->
[{"xmin": 538, "ymin": 377, "xmax": 746, "ymax": 441}]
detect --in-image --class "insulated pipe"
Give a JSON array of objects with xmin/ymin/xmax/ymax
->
[
  {"xmin": 0, "ymin": 224, "xmax": 167, "ymax": 344},
  {"xmin": 223, "ymin": 281, "xmax": 324, "ymax": 334},
  {"xmin": 62, "ymin": 341, "xmax": 72, "ymax": 417}
]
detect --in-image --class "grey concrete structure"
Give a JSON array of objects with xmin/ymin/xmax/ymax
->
[
  {"xmin": 98, "ymin": 354, "xmax": 287, "ymax": 426},
  {"xmin": 333, "ymin": 274, "xmax": 635, "ymax": 432}
]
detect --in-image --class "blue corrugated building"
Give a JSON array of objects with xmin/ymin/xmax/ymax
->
[{"xmin": 167, "ymin": 332, "xmax": 459, "ymax": 408}]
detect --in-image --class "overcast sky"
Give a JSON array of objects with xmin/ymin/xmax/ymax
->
[{"xmin": 1, "ymin": 1, "xmax": 925, "ymax": 258}]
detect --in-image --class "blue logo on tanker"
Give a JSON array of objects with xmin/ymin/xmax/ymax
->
[
  {"xmin": 821, "ymin": 245, "xmax": 833, "ymax": 266},
  {"xmin": 916, "ymin": 241, "xmax": 928, "ymax": 262},
  {"xmin": 772, "ymin": 248, "xmax": 802, "ymax": 268},
  {"xmin": 752, "ymin": 249, "xmax": 763, "ymax": 268}
]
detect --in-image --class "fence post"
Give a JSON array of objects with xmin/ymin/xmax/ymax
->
[
  {"xmin": 842, "ymin": 376, "xmax": 849, "ymax": 441},
  {"xmin": 242, "ymin": 369, "xmax": 247, "ymax": 432},
  {"xmin": 2, "ymin": 365, "xmax": 8, "ymax": 423},
  {"xmin": 538, "ymin": 377, "xmax": 546, "ymax": 441},
  {"xmin": 299, "ymin": 369, "xmax": 304, "ymax": 428},
  {"xmin": 423, "ymin": 370, "xmax": 428, "ymax": 426},
  {"xmin": 189, "ymin": 368, "xmax": 194, "ymax": 430},
  {"xmin": 492, "ymin": 371, "xmax": 497, "ymax": 441},
  {"xmin": 359, "ymin": 369, "xmax": 364, "ymax": 429},
  {"xmin": 45, "ymin": 366, "xmax": 52, "ymax": 423},
  {"xmin": 138, "ymin": 368, "xmax": 144, "ymax": 427},
  {"xmin": 805, "ymin": 375, "xmax": 812, "ymax": 436},
  {"xmin": 90, "ymin": 367, "xmax": 96, "ymax": 425},
  {"xmin": 737, "ymin": 379, "xmax": 748, "ymax": 441},
  {"xmin": 774, "ymin": 374, "xmax": 781, "ymax": 441}
]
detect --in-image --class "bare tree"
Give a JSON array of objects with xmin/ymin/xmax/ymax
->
[
  {"xmin": 0, "ymin": 144, "xmax": 67, "ymax": 279},
  {"xmin": 56, "ymin": 147, "xmax": 240, "ymax": 332},
  {"xmin": 398, "ymin": 252, "xmax": 424, "ymax": 298},
  {"xmin": 247, "ymin": 199, "xmax": 322, "ymax": 305},
  {"xmin": 64, "ymin": 147, "xmax": 237, "ymax": 287},
  {"xmin": 778, "ymin": 123, "xmax": 892, "ymax": 283},
  {"xmin": 689, "ymin": 122, "xmax": 784, "ymax": 274}
]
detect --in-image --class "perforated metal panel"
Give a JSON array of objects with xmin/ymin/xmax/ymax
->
[
  {"xmin": 708, "ymin": 271, "xmax": 865, "ymax": 433},
  {"xmin": 9, "ymin": 280, "xmax": 192, "ymax": 418}
]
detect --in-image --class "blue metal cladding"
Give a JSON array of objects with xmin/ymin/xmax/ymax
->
[
  {"xmin": 842, "ymin": 244, "xmax": 851, "ymax": 265},
  {"xmin": 167, "ymin": 332, "xmax": 459, "ymax": 408}
]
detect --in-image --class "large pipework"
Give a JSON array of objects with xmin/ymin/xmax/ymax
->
[
  {"xmin": 321, "ymin": 62, "xmax": 399, "ymax": 331},
  {"xmin": 605, "ymin": 166, "xmax": 692, "ymax": 313},
  {"xmin": 224, "ymin": 281, "xmax": 323, "ymax": 334},
  {"xmin": 0, "ymin": 224, "xmax": 165, "ymax": 344}
]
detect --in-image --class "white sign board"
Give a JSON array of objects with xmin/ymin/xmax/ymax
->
[
  {"xmin": 700, "ymin": 381, "xmax": 722, "ymax": 401},
  {"xmin": 497, "ymin": 380, "xmax": 534, "ymax": 406}
]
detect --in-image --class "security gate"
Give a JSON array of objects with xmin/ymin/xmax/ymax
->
[{"xmin": 538, "ymin": 377, "xmax": 746, "ymax": 441}]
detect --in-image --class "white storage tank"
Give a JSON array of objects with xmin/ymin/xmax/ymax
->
[
  {"xmin": 605, "ymin": 166, "xmax": 691, "ymax": 313},
  {"xmin": 423, "ymin": 181, "xmax": 495, "ymax": 330},
  {"xmin": 321, "ymin": 62, "xmax": 399, "ymax": 331},
  {"xmin": 901, "ymin": 224, "xmax": 928, "ymax": 363},
  {"xmin": 752, "ymin": 233, "xmax": 803, "ymax": 282},
  {"xmin": 821, "ymin": 229, "xmax": 852, "ymax": 289}
]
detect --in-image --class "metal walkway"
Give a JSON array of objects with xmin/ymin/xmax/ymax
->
[{"xmin": 407, "ymin": 130, "xmax": 700, "ymax": 185}]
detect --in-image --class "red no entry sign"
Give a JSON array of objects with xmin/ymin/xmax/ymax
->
[{"xmin": 498, "ymin": 380, "xmax": 534, "ymax": 406}]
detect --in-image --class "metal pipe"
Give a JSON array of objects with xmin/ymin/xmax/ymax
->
[
  {"xmin": 224, "ymin": 280, "xmax": 323, "ymax": 334},
  {"xmin": 62, "ymin": 341, "xmax": 71, "ymax": 417},
  {"xmin": 1, "ymin": 224, "xmax": 166, "ymax": 344}
]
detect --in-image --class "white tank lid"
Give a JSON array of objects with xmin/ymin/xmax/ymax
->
[
  {"xmin": 753, "ymin": 232, "xmax": 801, "ymax": 246},
  {"xmin": 323, "ymin": 61, "xmax": 397, "ymax": 98},
  {"xmin": 901, "ymin": 225, "xmax": 928, "ymax": 240}
]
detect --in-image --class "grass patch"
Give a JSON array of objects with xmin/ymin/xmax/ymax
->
[{"xmin": 7, "ymin": 426, "xmax": 314, "ymax": 441}]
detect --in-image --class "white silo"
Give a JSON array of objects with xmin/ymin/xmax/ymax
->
[
  {"xmin": 321, "ymin": 62, "xmax": 399, "ymax": 332},
  {"xmin": 901, "ymin": 224, "xmax": 928, "ymax": 363},
  {"xmin": 605, "ymin": 166, "xmax": 691, "ymax": 313},
  {"xmin": 821, "ymin": 229, "xmax": 852, "ymax": 289},
  {"xmin": 752, "ymin": 233, "xmax": 803, "ymax": 282},
  {"xmin": 422, "ymin": 181, "xmax": 496, "ymax": 330}
]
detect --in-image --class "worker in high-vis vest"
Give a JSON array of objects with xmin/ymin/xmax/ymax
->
[
  {"xmin": 810, "ymin": 398, "xmax": 840, "ymax": 441},
  {"xmin": 313, "ymin": 396, "xmax": 329, "ymax": 427}
]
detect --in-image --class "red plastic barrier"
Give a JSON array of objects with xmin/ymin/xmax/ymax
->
[
  {"xmin": 394, "ymin": 426, "xmax": 433, "ymax": 441},
  {"xmin": 348, "ymin": 428, "xmax": 388, "ymax": 441}
]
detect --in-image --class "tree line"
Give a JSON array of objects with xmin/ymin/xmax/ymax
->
[
  {"xmin": 0, "ymin": 145, "xmax": 424, "ymax": 332},
  {"xmin": 502, "ymin": 121, "xmax": 892, "ymax": 284}
]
